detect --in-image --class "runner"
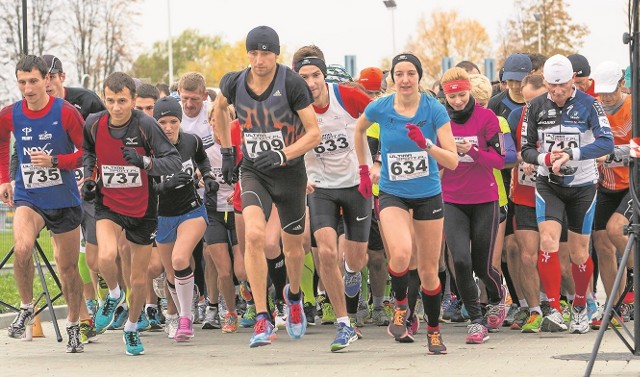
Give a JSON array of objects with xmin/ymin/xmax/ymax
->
[
  {"xmin": 214, "ymin": 25, "xmax": 321, "ymax": 347},
  {"xmin": 293, "ymin": 45, "xmax": 372, "ymax": 351},
  {"xmin": 1, "ymin": 55, "xmax": 85, "ymax": 353},
  {"xmin": 354, "ymin": 53, "xmax": 458, "ymax": 354},
  {"xmin": 83, "ymin": 72, "xmax": 182, "ymax": 355}
]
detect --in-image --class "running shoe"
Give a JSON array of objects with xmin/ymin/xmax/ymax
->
[
  {"xmin": 95, "ymin": 290, "xmax": 125, "ymax": 333},
  {"xmin": 304, "ymin": 302, "xmax": 317, "ymax": 326},
  {"xmin": 440, "ymin": 294, "xmax": 453, "ymax": 322},
  {"xmin": 569, "ymin": 305, "xmax": 589, "ymax": 334},
  {"xmin": 465, "ymin": 322, "xmax": 489, "ymax": 344},
  {"xmin": 521, "ymin": 312, "xmax": 542, "ymax": 333},
  {"xmin": 273, "ymin": 299, "xmax": 287, "ymax": 329},
  {"xmin": 321, "ymin": 302, "xmax": 336, "ymax": 325},
  {"xmin": 107, "ymin": 306, "xmax": 128, "ymax": 331},
  {"xmin": 330, "ymin": 322, "xmax": 358, "ymax": 352},
  {"xmin": 136, "ymin": 310, "xmax": 151, "ymax": 332},
  {"xmin": 349, "ymin": 317, "xmax": 364, "ymax": 339},
  {"xmin": 356, "ymin": 294, "xmax": 369, "ymax": 326},
  {"xmin": 503, "ymin": 303, "xmax": 519, "ymax": 327},
  {"xmin": 560, "ymin": 299, "xmax": 571, "ymax": 322},
  {"xmin": 344, "ymin": 270, "xmax": 362, "ymax": 298},
  {"xmin": 240, "ymin": 305, "xmax": 256, "ymax": 328},
  {"xmin": 485, "ymin": 285, "xmax": 507, "ymax": 329},
  {"xmin": 7, "ymin": 303, "xmax": 34, "ymax": 338},
  {"xmin": 123, "ymin": 330, "xmax": 144, "ymax": 355},
  {"xmin": 85, "ymin": 299, "xmax": 98, "ymax": 318},
  {"xmin": 407, "ymin": 311, "xmax": 419, "ymax": 336},
  {"xmin": 540, "ymin": 301, "xmax": 551, "ymax": 316},
  {"xmin": 540, "ymin": 307, "xmax": 568, "ymax": 332},
  {"xmin": 426, "ymin": 330, "xmax": 447, "ymax": 354},
  {"xmin": 283, "ymin": 284, "xmax": 307, "ymax": 339},
  {"xmin": 249, "ymin": 315, "xmax": 276, "ymax": 348},
  {"xmin": 203, "ymin": 306, "xmax": 221, "ymax": 329},
  {"xmin": 79, "ymin": 318, "xmax": 97, "ymax": 344},
  {"xmin": 239, "ymin": 281, "xmax": 253, "ymax": 303},
  {"xmin": 191, "ymin": 287, "xmax": 201, "ymax": 324},
  {"xmin": 152, "ymin": 271, "xmax": 166, "ymax": 299},
  {"xmin": 587, "ymin": 298, "xmax": 598, "ymax": 322},
  {"xmin": 165, "ymin": 314, "xmax": 178, "ymax": 339},
  {"xmin": 371, "ymin": 305, "xmax": 391, "ymax": 326},
  {"xmin": 222, "ymin": 312, "xmax": 238, "ymax": 333},
  {"xmin": 510, "ymin": 308, "xmax": 530, "ymax": 330},
  {"xmin": 590, "ymin": 305, "xmax": 605, "ymax": 330},
  {"xmin": 146, "ymin": 306, "xmax": 163, "ymax": 331},
  {"xmin": 174, "ymin": 316, "xmax": 194, "ymax": 341},
  {"xmin": 66, "ymin": 324, "xmax": 84, "ymax": 353},
  {"xmin": 388, "ymin": 304, "xmax": 413, "ymax": 342},
  {"xmin": 197, "ymin": 299, "xmax": 207, "ymax": 325}
]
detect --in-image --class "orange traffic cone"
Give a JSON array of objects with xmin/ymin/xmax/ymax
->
[{"xmin": 32, "ymin": 310, "xmax": 45, "ymax": 338}]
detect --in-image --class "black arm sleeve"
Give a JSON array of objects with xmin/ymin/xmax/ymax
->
[{"xmin": 367, "ymin": 136, "xmax": 380, "ymax": 159}]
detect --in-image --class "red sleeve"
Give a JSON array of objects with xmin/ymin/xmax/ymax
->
[
  {"xmin": 337, "ymin": 85, "xmax": 372, "ymax": 119},
  {"xmin": 59, "ymin": 102, "xmax": 85, "ymax": 170},
  {"xmin": 0, "ymin": 106, "xmax": 14, "ymax": 184},
  {"xmin": 230, "ymin": 119, "xmax": 243, "ymax": 161}
]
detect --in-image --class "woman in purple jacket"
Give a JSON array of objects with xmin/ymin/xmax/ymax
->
[{"xmin": 440, "ymin": 67, "xmax": 506, "ymax": 345}]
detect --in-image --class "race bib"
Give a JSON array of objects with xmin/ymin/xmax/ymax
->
[
  {"xmin": 517, "ymin": 162, "xmax": 537, "ymax": 187},
  {"xmin": 101, "ymin": 165, "xmax": 142, "ymax": 188},
  {"xmin": 455, "ymin": 136, "xmax": 478, "ymax": 163},
  {"xmin": 387, "ymin": 151, "xmax": 429, "ymax": 181},
  {"xmin": 604, "ymin": 144, "xmax": 629, "ymax": 168},
  {"xmin": 21, "ymin": 164, "xmax": 62, "ymax": 189},
  {"xmin": 313, "ymin": 130, "xmax": 350, "ymax": 156},
  {"xmin": 244, "ymin": 131, "xmax": 285, "ymax": 159},
  {"xmin": 543, "ymin": 132, "xmax": 580, "ymax": 152},
  {"xmin": 74, "ymin": 168, "xmax": 84, "ymax": 182}
]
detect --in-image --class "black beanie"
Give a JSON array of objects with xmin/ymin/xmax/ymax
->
[
  {"xmin": 246, "ymin": 26, "xmax": 280, "ymax": 55},
  {"xmin": 153, "ymin": 96, "xmax": 182, "ymax": 122},
  {"xmin": 390, "ymin": 53, "xmax": 423, "ymax": 83}
]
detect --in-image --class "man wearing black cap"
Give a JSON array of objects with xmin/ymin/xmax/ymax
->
[
  {"xmin": 42, "ymin": 55, "xmax": 105, "ymax": 120},
  {"xmin": 214, "ymin": 25, "xmax": 321, "ymax": 348},
  {"xmin": 568, "ymin": 54, "xmax": 596, "ymax": 97}
]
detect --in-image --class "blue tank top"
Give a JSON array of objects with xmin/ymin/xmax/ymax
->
[{"xmin": 13, "ymin": 98, "xmax": 81, "ymax": 209}]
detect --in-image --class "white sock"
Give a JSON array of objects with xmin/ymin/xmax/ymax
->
[
  {"xmin": 519, "ymin": 299, "xmax": 528, "ymax": 308},
  {"xmin": 175, "ymin": 273, "xmax": 195, "ymax": 318},
  {"xmin": 123, "ymin": 319, "xmax": 137, "ymax": 332},
  {"xmin": 337, "ymin": 316, "xmax": 350, "ymax": 326},
  {"xmin": 109, "ymin": 285, "xmax": 121, "ymax": 300}
]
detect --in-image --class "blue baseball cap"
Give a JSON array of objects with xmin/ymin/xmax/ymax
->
[{"xmin": 502, "ymin": 53, "xmax": 532, "ymax": 81}]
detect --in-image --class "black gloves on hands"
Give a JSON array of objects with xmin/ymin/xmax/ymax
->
[
  {"xmin": 221, "ymin": 147, "xmax": 235, "ymax": 184},
  {"xmin": 253, "ymin": 150, "xmax": 287, "ymax": 171},
  {"xmin": 165, "ymin": 171, "xmax": 192, "ymax": 190},
  {"xmin": 121, "ymin": 147, "xmax": 146, "ymax": 169},
  {"xmin": 203, "ymin": 176, "xmax": 220, "ymax": 194},
  {"xmin": 81, "ymin": 180, "xmax": 96, "ymax": 201}
]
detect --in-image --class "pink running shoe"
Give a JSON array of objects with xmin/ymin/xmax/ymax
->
[
  {"xmin": 174, "ymin": 316, "xmax": 194, "ymax": 342},
  {"xmin": 485, "ymin": 285, "xmax": 507, "ymax": 329},
  {"xmin": 466, "ymin": 323, "xmax": 489, "ymax": 344}
]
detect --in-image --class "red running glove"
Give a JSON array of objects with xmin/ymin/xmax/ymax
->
[
  {"xmin": 358, "ymin": 165, "xmax": 372, "ymax": 198},
  {"xmin": 406, "ymin": 123, "xmax": 427, "ymax": 149}
]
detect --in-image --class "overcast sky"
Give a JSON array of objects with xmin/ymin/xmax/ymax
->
[{"xmin": 138, "ymin": 0, "xmax": 631, "ymax": 83}]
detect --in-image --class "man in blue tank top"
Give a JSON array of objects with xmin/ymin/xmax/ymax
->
[{"xmin": 0, "ymin": 55, "xmax": 85, "ymax": 353}]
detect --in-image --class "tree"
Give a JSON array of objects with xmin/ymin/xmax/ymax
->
[
  {"xmin": 65, "ymin": 0, "xmax": 140, "ymax": 92},
  {"xmin": 404, "ymin": 10, "xmax": 492, "ymax": 84},
  {"xmin": 130, "ymin": 29, "xmax": 223, "ymax": 85},
  {"xmin": 499, "ymin": 0, "xmax": 589, "ymax": 62}
]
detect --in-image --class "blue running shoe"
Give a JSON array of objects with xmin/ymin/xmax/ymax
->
[
  {"xmin": 137, "ymin": 310, "xmax": 151, "ymax": 332},
  {"xmin": 283, "ymin": 284, "xmax": 307, "ymax": 339},
  {"xmin": 108, "ymin": 307, "xmax": 129, "ymax": 331},
  {"xmin": 344, "ymin": 270, "xmax": 362, "ymax": 298},
  {"xmin": 123, "ymin": 330, "xmax": 144, "ymax": 356},
  {"xmin": 95, "ymin": 290, "xmax": 125, "ymax": 334},
  {"xmin": 249, "ymin": 314, "xmax": 276, "ymax": 348},
  {"xmin": 330, "ymin": 322, "xmax": 358, "ymax": 352}
]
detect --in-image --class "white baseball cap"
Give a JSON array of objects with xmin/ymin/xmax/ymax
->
[
  {"xmin": 592, "ymin": 61, "xmax": 623, "ymax": 94},
  {"xmin": 543, "ymin": 54, "xmax": 574, "ymax": 84}
]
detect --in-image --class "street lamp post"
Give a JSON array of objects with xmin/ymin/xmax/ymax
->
[
  {"xmin": 167, "ymin": 0, "xmax": 174, "ymax": 86},
  {"xmin": 383, "ymin": 0, "xmax": 397, "ymax": 55},
  {"xmin": 534, "ymin": 13, "xmax": 542, "ymax": 54}
]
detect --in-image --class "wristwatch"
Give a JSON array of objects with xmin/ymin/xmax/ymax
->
[
  {"xmin": 51, "ymin": 156, "xmax": 59, "ymax": 168},
  {"xmin": 562, "ymin": 147, "xmax": 573, "ymax": 160},
  {"xmin": 424, "ymin": 138, "xmax": 434, "ymax": 152}
]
